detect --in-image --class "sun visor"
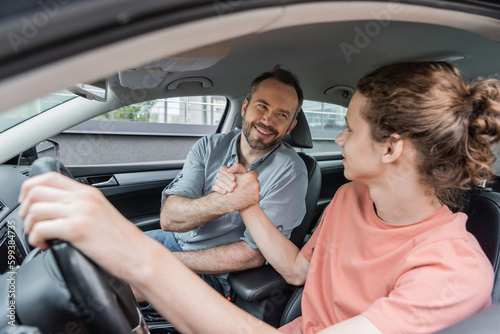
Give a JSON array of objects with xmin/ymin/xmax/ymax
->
[{"xmin": 118, "ymin": 42, "xmax": 231, "ymax": 89}]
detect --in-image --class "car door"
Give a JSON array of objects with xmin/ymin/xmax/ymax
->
[{"xmin": 68, "ymin": 162, "xmax": 182, "ymax": 231}]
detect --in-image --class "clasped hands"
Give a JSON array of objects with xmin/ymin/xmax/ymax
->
[
  {"xmin": 17, "ymin": 163, "xmax": 260, "ymax": 279},
  {"xmin": 212, "ymin": 163, "xmax": 260, "ymax": 212}
]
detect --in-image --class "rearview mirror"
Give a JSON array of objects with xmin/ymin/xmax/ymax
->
[{"xmin": 69, "ymin": 79, "xmax": 107, "ymax": 102}]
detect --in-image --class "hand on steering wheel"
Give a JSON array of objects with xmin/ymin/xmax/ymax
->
[{"xmin": 19, "ymin": 157, "xmax": 148, "ymax": 334}]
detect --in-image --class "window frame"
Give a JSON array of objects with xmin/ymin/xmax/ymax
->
[
  {"xmin": 303, "ymin": 100, "xmax": 347, "ymax": 141},
  {"xmin": 64, "ymin": 96, "xmax": 229, "ymax": 137}
]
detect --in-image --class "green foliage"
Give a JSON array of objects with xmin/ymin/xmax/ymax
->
[{"xmin": 97, "ymin": 101, "xmax": 157, "ymax": 122}]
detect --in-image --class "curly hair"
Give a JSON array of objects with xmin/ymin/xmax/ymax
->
[{"xmin": 356, "ymin": 61, "xmax": 500, "ymax": 211}]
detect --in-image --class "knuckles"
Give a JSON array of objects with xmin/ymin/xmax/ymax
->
[{"xmin": 70, "ymin": 216, "xmax": 94, "ymax": 242}]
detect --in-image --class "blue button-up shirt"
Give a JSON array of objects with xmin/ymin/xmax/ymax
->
[{"xmin": 161, "ymin": 130, "xmax": 308, "ymax": 252}]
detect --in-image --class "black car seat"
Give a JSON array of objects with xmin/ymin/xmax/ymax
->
[
  {"xmin": 433, "ymin": 188, "xmax": 500, "ymax": 333},
  {"xmin": 283, "ymin": 109, "xmax": 322, "ymax": 247},
  {"xmin": 464, "ymin": 189, "xmax": 500, "ymax": 303},
  {"xmin": 227, "ymin": 109, "xmax": 321, "ymax": 327},
  {"xmin": 280, "ymin": 187, "xmax": 500, "ymax": 328}
]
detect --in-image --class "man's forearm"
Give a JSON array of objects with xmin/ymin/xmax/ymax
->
[
  {"xmin": 161, "ymin": 171, "xmax": 260, "ymax": 232},
  {"xmin": 160, "ymin": 193, "xmax": 234, "ymax": 232},
  {"xmin": 174, "ymin": 241, "xmax": 265, "ymax": 274}
]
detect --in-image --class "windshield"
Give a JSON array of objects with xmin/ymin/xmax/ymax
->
[{"xmin": 0, "ymin": 90, "xmax": 78, "ymax": 133}]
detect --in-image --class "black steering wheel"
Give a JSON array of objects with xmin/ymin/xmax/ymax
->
[{"xmin": 14, "ymin": 157, "xmax": 148, "ymax": 333}]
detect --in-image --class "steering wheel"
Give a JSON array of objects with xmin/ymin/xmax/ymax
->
[{"xmin": 16, "ymin": 157, "xmax": 148, "ymax": 333}]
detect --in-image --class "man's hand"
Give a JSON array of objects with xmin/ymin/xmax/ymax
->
[
  {"xmin": 212, "ymin": 163, "xmax": 251, "ymax": 194},
  {"xmin": 161, "ymin": 164, "xmax": 259, "ymax": 231},
  {"xmin": 226, "ymin": 169, "xmax": 260, "ymax": 211},
  {"xmin": 212, "ymin": 163, "xmax": 260, "ymax": 212}
]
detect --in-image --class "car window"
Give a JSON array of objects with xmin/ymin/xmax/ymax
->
[
  {"xmin": 55, "ymin": 96, "xmax": 227, "ymax": 165},
  {"xmin": 302, "ymin": 100, "xmax": 347, "ymax": 154},
  {"xmin": 94, "ymin": 96, "xmax": 226, "ymax": 126},
  {"xmin": 0, "ymin": 90, "xmax": 77, "ymax": 134}
]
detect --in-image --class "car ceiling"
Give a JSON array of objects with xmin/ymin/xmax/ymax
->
[
  {"xmin": 1, "ymin": 1, "xmax": 500, "ymax": 111},
  {"xmin": 108, "ymin": 18, "xmax": 500, "ymax": 109}
]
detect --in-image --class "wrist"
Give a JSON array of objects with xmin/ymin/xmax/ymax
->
[
  {"xmin": 239, "ymin": 203, "xmax": 260, "ymax": 215},
  {"xmin": 208, "ymin": 191, "xmax": 237, "ymax": 214},
  {"xmin": 125, "ymin": 234, "xmax": 163, "ymax": 289}
]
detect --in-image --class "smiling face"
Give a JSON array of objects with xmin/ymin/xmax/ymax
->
[
  {"xmin": 241, "ymin": 78, "xmax": 298, "ymax": 152},
  {"xmin": 335, "ymin": 92, "xmax": 386, "ymax": 183}
]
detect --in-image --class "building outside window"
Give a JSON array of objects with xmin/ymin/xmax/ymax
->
[{"xmin": 95, "ymin": 96, "xmax": 226, "ymax": 127}]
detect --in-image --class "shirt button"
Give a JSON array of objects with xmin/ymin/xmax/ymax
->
[{"xmin": 190, "ymin": 231, "xmax": 195, "ymax": 236}]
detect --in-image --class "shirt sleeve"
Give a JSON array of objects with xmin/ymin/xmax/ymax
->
[
  {"xmin": 362, "ymin": 238, "xmax": 494, "ymax": 334},
  {"xmin": 241, "ymin": 168, "xmax": 308, "ymax": 250},
  {"xmin": 161, "ymin": 137, "xmax": 208, "ymax": 205}
]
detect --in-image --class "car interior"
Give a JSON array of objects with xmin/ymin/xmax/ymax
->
[{"xmin": 1, "ymin": 1, "xmax": 500, "ymax": 333}]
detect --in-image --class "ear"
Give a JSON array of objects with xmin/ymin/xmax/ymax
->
[
  {"xmin": 381, "ymin": 134, "xmax": 403, "ymax": 164},
  {"xmin": 286, "ymin": 118, "xmax": 298, "ymax": 134},
  {"xmin": 241, "ymin": 98, "xmax": 249, "ymax": 117}
]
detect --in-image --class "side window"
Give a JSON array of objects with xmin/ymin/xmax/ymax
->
[
  {"xmin": 55, "ymin": 96, "xmax": 227, "ymax": 165},
  {"xmin": 302, "ymin": 100, "xmax": 347, "ymax": 154},
  {"xmin": 94, "ymin": 96, "xmax": 226, "ymax": 126}
]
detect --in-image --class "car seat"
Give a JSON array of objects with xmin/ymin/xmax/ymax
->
[
  {"xmin": 464, "ymin": 189, "xmax": 500, "ymax": 303},
  {"xmin": 227, "ymin": 109, "xmax": 321, "ymax": 327}
]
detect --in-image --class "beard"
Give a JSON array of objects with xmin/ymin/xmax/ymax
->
[{"xmin": 242, "ymin": 114, "xmax": 285, "ymax": 151}]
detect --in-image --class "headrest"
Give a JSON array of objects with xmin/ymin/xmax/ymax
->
[{"xmin": 283, "ymin": 109, "xmax": 313, "ymax": 149}]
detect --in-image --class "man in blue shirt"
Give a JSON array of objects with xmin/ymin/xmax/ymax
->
[{"xmin": 145, "ymin": 66, "xmax": 308, "ymax": 297}]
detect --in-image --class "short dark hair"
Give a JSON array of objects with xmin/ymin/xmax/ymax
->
[{"xmin": 246, "ymin": 65, "xmax": 304, "ymax": 118}]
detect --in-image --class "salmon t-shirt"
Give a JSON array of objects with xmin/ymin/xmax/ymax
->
[{"xmin": 280, "ymin": 182, "xmax": 493, "ymax": 334}]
